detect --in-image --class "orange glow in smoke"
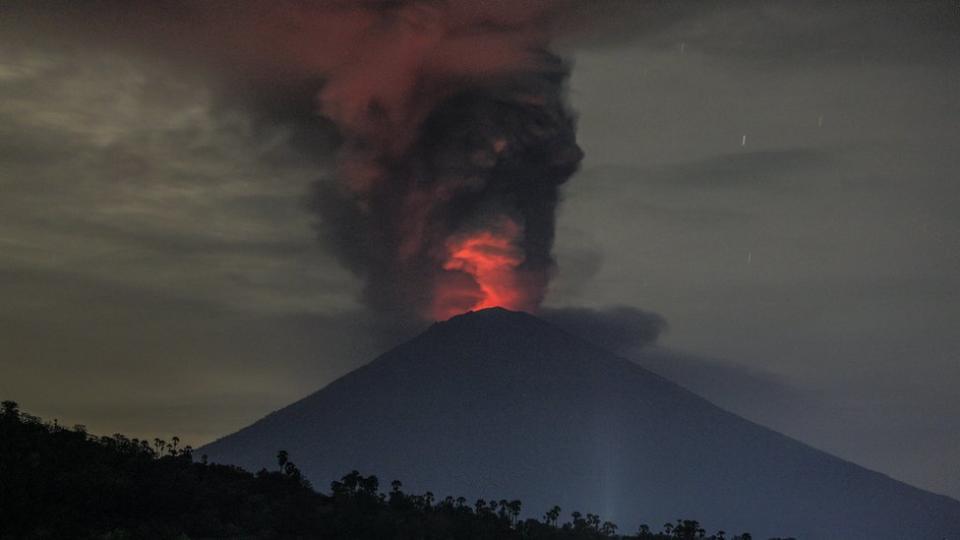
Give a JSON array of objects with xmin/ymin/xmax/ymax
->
[{"xmin": 431, "ymin": 219, "xmax": 535, "ymax": 320}]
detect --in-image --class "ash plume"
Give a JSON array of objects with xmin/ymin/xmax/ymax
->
[
  {"xmin": 305, "ymin": 2, "xmax": 583, "ymax": 321},
  {"xmin": 315, "ymin": 56, "xmax": 582, "ymax": 320}
]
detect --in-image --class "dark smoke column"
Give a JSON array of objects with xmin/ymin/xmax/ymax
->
[{"xmin": 312, "ymin": 1, "xmax": 582, "ymax": 321}]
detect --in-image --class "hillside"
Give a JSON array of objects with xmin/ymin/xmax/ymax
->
[
  {"xmin": 202, "ymin": 308, "xmax": 960, "ymax": 539},
  {"xmin": 0, "ymin": 400, "xmax": 744, "ymax": 539}
]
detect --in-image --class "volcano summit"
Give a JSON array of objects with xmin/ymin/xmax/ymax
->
[{"xmin": 202, "ymin": 308, "xmax": 960, "ymax": 539}]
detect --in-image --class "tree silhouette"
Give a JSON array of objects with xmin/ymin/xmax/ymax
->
[
  {"xmin": 1, "ymin": 400, "xmax": 20, "ymax": 417},
  {"xmin": 0, "ymin": 400, "xmax": 763, "ymax": 540},
  {"xmin": 545, "ymin": 505, "xmax": 562, "ymax": 527}
]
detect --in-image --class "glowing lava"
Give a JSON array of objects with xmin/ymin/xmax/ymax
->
[{"xmin": 431, "ymin": 218, "xmax": 537, "ymax": 320}]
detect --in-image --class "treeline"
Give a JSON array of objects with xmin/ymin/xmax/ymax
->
[{"xmin": 0, "ymin": 401, "xmax": 771, "ymax": 539}]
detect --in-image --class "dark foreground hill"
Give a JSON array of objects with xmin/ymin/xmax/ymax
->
[
  {"xmin": 202, "ymin": 308, "xmax": 960, "ymax": 539},
  {"xmin": 0, "ymin": 400, "xmax": 740, "ymax": 539}
]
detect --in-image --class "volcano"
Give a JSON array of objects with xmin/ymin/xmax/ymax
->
[{"xmin": 201, "ymin": 308, "xmax": 960, "ymax": 539}]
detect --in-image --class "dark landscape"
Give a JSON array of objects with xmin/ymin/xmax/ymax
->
[
  {"xmin": 2, "ymin": 1, "xmax": 958, "ymax": 539},
  {"xmin": 2, "ymin": 397, "xmax": 746, "ymax": 539},
  {"xmin": 5, "ymin": 309, "xmax": 960, "ymax": 539}
]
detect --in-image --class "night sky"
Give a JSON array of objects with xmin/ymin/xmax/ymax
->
[{"xmin": 1, "ymin": 0, "xmax": 958, "ymax": 501}]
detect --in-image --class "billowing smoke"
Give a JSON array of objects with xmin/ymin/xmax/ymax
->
[{"xmin": 306, "ymin": 2, "xmax": 583, "ymax": 321}]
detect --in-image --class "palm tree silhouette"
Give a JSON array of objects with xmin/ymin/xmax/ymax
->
[{"xmin": 544, "ymin": 505, "xmax": 561, "ymax": 527}]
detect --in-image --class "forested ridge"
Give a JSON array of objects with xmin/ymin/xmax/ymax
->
[{"xmin": 0, "ymin": 401, "xmax": 774, "ymax": 540}]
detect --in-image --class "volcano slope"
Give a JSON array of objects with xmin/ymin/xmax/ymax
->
[{"xmin": 202, "ymin": 308, "xmax": 960, "ymax": 539}]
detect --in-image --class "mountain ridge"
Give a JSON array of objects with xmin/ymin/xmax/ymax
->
[{"xmin": 202, "ymin": 308, "xmax": 960, "ymax": 539}]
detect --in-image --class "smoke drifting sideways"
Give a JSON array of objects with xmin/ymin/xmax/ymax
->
[{"xmin": 540, "ymin": 306, "xmax": 668, "ymax": 354}]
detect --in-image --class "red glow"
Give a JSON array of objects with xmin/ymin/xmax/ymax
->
[{"xmin": 431, "ymin": 219, "xmax": 536, "ymax": 320}]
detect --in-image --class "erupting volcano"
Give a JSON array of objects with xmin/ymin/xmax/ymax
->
[
  {"xmin": 433, "ymin": 217, "xmax": 534, "ymax": 320},
  {"xmin": 311, "ymin": 2, "xmax": 583, "ymax": 322}
]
